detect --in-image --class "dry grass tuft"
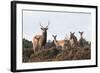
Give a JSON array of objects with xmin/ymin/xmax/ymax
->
[{"xmin": 23, "ymin": 45, "xmax": 91, "ymax": 63}]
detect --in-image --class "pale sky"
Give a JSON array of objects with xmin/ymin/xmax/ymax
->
[{"xmin": 23, "ymin": 10, "xmax": 91, "ymax": 42}]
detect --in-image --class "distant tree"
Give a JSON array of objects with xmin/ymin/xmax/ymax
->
[
  {"xmin": 79, "ymin": 38, "xmax": 90, "ymax": 47},
  {"xmin": 23, "ymin": 38, "xmax": 33, "ymax": 48}
]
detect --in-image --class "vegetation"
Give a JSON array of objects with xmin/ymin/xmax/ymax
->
[
  {"xmin": 23, "ymin": 38, "xmax": 32, "ymax": 48},
  {"xmin": 22, "ymin": 38, "xmax": 91, "ymax": 63}
]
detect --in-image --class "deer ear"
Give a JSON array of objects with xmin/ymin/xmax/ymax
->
[
  {"xmin": 73, "ymin": 32, "xmax": 75, "ymax": 34},
  {"xmin": 79, "ymin": 31, "xmax": 80, "ymax": 33}
]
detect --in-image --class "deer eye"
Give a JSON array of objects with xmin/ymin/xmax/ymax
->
[{"xmin": 41, "ymin": 28, "xmax": 43, "ymax": 30}]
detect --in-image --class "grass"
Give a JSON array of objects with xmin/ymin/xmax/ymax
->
[{"xmin": 22, "ymin": 45, "xmax": 91, "ymax": 63}]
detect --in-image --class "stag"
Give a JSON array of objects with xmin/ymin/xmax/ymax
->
[{"xmin": 32, "ymin": 22, "xmax": 49, "ymax": 52}]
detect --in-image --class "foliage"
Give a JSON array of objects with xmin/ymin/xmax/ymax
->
[
  {"xmin": 22, "ymin": 38, "xmax": 91, "ymax": 63},
  {"xmin": 23, "ymin": 38, "xmax": 32, "ymax": 48}
]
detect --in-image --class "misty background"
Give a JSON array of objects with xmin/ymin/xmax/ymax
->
[{"xmin": 23, "ymin": 10, "xmax": 91, "ymax": 42}]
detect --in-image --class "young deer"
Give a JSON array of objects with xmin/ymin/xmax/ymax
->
[
  {"xmin": 32, "ymin": 36, "xmax": 41, "ymax": 52},
  {"xmin": 70, "ymin": 32, "xmax": 78, "ymax": 47},
  {"xmin": 79, "ymin": 31, "xmax": 84, "ymax": 47},
  {"xmin": 32, "ymin": 22, "xmax": 49, "ymax": 52},
  {"xmin": 52, "ymin": 35, "xmax": 68, "ymax": 49},
  {"xmin": 79, "ymin": 31, "xmax": 84, "ymax": 39}
]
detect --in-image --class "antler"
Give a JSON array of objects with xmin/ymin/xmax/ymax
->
[
  {"xmin": 46, "ymin": 21, "xmax": 50, "ymax": 28},
  {"xmin": 40, "ymin": 23, "xmax": 44, "ymax": 28},
  {"xmin": 52, "ymin": 35, "xmax": 57, "ymax": 37},
  {"xmin": 52, "ymin": 35, "xmax": 54, "ymax": 37}
]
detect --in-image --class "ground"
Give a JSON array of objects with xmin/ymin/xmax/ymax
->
[{"xmin": 23, "ymin": 45, "xmax": 91, "ymax": 63}]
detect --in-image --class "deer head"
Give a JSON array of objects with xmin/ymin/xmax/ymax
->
[
  {"xmin": 40, "ymin": 21, "xmax": 49, "ymax": 32},
  {"xmin": 52, "ymin": 35, "xmax": 57, "ymax": 40},
  {"xmin": 79, "ymin": 31, "xmax": 84, "ymax": 38},
  {"xmin": 70, "ymin": 32, "xmax": 75, "ymax": 39}
]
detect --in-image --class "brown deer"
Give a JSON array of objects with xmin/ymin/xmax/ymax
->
[
  {"xmin": 64, "ymin": 34, "xmax": 71, "ymax": 49},
  {"xmin": 52, "ymin": 35, "xmax": 69, "ymax": 49},
  {"xmin": 32, "ymin": 22, "xmax": 49, "ymax": 52},
  {"xmin": 32, "ymin": 36, "xmax": 41, "ymax": 52},
  {"xmin": 79, "ymin": 31, "xmax": 84, "ymax": 47},
  {"xmin": 70, "ymin": 32, "xmax": 78, "ymax": 47},
  {"xmin": 79, "ymin": 31, "xmax": 84, "ymax": 39}
]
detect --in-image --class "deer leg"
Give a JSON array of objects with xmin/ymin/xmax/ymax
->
[
  {"xmin": 33, "ymin": 45, "xmax": 35, "ymax": 53},
  {"xmin": 33, "ymin": 48, "xmax": 35, "ymax": 53}
]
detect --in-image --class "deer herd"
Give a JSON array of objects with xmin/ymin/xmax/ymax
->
[{"xmin": 32, "ymin": 22, "xmax": 85, "ymax": 52}]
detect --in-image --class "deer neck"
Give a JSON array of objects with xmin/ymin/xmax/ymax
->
[
  {"xmin": 70, "ymin": 35, "xmax": 77, "ymax": 43},
  {"xmin": 42, "ymin": 31, "xmax": 47, "ymax": 45},
  {"xmin": 80, "ymin": 36, "xmax": 83, "ymax": 39},
  {"xmin": 54, "ymin": 38, "xmax": 58, "ymax": 45}
]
